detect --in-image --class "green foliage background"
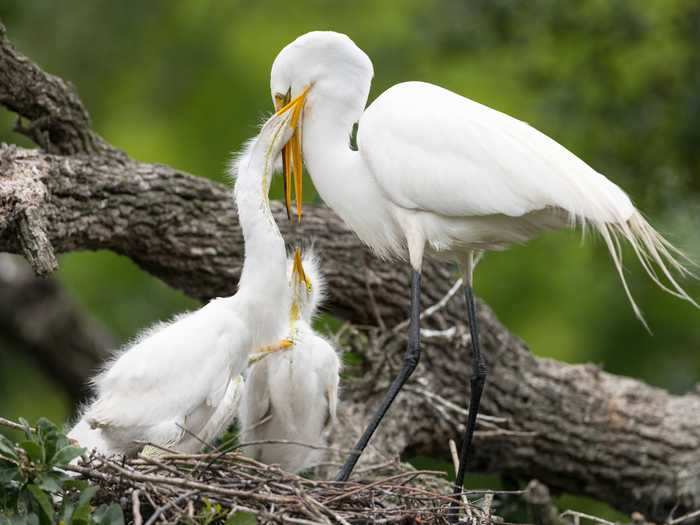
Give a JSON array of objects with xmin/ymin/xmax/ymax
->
[{"xmin": 0, "ymin": 0, "xmax": 698, "ymax": 517}]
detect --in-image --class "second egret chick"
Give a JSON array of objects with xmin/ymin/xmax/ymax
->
[{"xmin": 239, "ymin": 248, "xmax": 341, "ymax": 473}]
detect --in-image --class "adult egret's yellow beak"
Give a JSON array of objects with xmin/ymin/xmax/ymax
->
[
  {"xmin": 274, "ymin": 86, "xmax": 309, "ymax": 222},
  {"xmin": 291, "ymin": 247, "xmax": 311, "ymax": 290}
]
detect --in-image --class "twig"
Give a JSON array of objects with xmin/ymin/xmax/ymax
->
[
  {"xmin": 0, "ymin": 416, "xmax": 31, "ymax": 432},
  {"xmin": 393, "ymin": 277, "xmax": 463, "ymax": 332},
  {"xmin": 668, "ymin": 509, "xmax": 700, "ymax": 525},
  {"xmin": 132, "ymin": 490, "xmax": 143, "ymax": 525},
  {"xmin": 144, "ymin": 490, "xmax": 198, "ymax": 525},
  {"xmin": 482, "ymin": 493, "xmax": 494, "ymax": 524},
  {"xmin": 365, "ymin": 267, "xmax": 386, "ymax": 331},
  {"xmin": 69, "ymin": 461, "xmax": 297, "ymax": 504},
  {"xmin": 235, "ymin": 438, "xmax": 349, "ymax": 454},
  {"xmin": 403, "ymin": 385, "xmax": 509, "ymax": 428},
  {"xmin": 449, "ymin": 439, "xmax": 472, "ymax": 518},
  {"xmin": 324, "ymin": 470, "xmax": 446, "ymax": 505},
  {"xmin": 560, "ymin": 510, "xmax": 614, "ymax": 525}
]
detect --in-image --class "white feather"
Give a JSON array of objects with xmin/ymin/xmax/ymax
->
[
  {"xmin": 271, "ymin": 31, "xmax": 697, "ymax": 324},
  {"xmin": 69, "ymin": 112, "xmax": 295, "ymax": 456},
  {"xmin": 238, "ymin": 249, "xmax": 341, "ymax": 473}
]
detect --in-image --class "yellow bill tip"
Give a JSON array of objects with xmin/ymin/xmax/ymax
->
[
  {"xmin": 275, "ymin": 86, "xmax": 309, "ymax": 223},
  {"xmin": 292, "ymin": 247, "xmax": 311, "ymax": 288}
]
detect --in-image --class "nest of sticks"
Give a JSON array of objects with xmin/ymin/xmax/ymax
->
[
  {"xmin": 65, "ymin": 448, "xmax": 505, "ymax": 524},
  {"xmin": 0, "ymin": 416, "xmax": 643, "ymax": 525}
]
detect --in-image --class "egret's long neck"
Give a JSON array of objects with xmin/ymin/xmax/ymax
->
[
  {"xmin": 234, "ymin": 151, "xmax": 288, "ymax": 326},
  {"xmin": 302, "ymin": 94, "xmax": 401, "ymax": 258}
]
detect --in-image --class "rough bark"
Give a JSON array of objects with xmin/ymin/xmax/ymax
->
[
  {"xmin": 0, "ymin": 20, "xmax": 698, "ymax": 522},
  {"xmin": 330, "ymin": 310, "xmax": 700, "ymax": 521},
  {"xmin": 0, "ymin": 24, "xmax": 112, "ymax": 156}
]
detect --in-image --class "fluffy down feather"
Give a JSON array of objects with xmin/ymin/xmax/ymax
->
[{"xmin": 238, "ymin": 250, "xmax": 341, "ymax": 473}]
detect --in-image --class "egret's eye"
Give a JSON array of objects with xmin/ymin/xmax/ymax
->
[{"xmin": 274, "ymin": 88, "xmax": 292, "ymax": 110}]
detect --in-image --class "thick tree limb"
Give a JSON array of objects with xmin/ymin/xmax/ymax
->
[
  {"xmin": 0, "ymin": 20, "xmax": 698, "ymax": 522},
  {"xmin": 0, "ymin": 148, "xmax": 57, "ymax": 274},
  {"xmin": 330, "ymin": 312, "xmax": 700, "ymax": 522},
  {"xmin": 0, "ymin": 143, "xmax": 447, "ymax": 326},
  {"xmin": 0, "ymin": 254, "xmax": 113, "ymax": 403},
  {"xmin": 0, "ymin": 23, "xmax": 112, "ymax": 156}
]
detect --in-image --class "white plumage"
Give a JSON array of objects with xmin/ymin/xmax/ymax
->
[
  {"xmin": 268, "ymin": 30, "xmax": 697, "ymax": 489},
  {"xmin": 68, "ymin": 111, "xmax": 296, "ymax": 456},
  {"xmin": 271, "ymin": 31, "xmax": 696, "ymax": 318},
  {"xmin": 239, "ymin": 249, "xmax": 341, "ymax": 473}
]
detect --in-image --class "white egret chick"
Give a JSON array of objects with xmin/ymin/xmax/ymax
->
[
  {"xmin": 239, "ymin": 248, "xmax": 341, "ymax": 473},
  {"xmin": 268, "ymin": 30, "xmax": 697, "ymax": 504},
  {"xmin": 165, "ymin": 375, "xmax": 244, "ymax": 454},
  {"xmin": 68, "ymin": 107, "xmax": 300, "ymax": 456}
]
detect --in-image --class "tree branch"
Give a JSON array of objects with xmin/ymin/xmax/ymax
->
[
  {"xmin": 329, "ymin": 316, "xmax": 700, "ymax": 521},
  {"xmin": 0, "ymin": 22, "xmax": 112, "ymax": 156},
  {"xmin": 0, "ymin": 20, "xmax": 698, "ymax": 522},
  {"xmin": 0, "ymin": 254, "xmax": 113, "ymax": 404}
]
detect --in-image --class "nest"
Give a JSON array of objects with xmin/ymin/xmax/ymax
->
[{"xmin": 66, "ymin": 448, "xmax": 501, "ymax": 524}]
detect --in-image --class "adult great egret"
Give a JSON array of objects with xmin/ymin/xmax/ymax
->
[
  {"xmin": 269, "ymin": 31, "xmax": 697, "ymax": 501},
  {"xmin": 69, "ymin": 110, "xmax": 298, "ymax": 456},
  {"xmin": 239, "ymin": 248, "xmax": 341, "ymax": 473}
]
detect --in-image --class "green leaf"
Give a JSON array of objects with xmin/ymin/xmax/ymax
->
[
  {"xmin": 35, "ymin": 419, "xmax": 51, "ymax": 437},
  {"xmin": 3, "ymin": 515, "xmax": 40, "ymax": 525},
  {"xmin": 19, "ymin": 441, "xmax": 44, "ymax": 463},
  {"xmin": 36, "ymin": 419, "xmax": 62, "ymax": 462},
  {"xmin": 92, "ymin": 503, "xmax": 125, "ymax": 525},
  {"xmin": 71, "ymin": 485, "xmax": 98, "ymax": 525},
  {"xmin": 0, "ymin": 434, "xmax": 18, "ymax": 460},
  {"xmin": 61, "ymin": 478, "xmax": 89, "ymax": 492},
  {"xmin": 0, "ymin": 464, "xmax": 20, "ymax": 484},
  {"xmin": 26, "ymin": 484, "xmax": 54, "ymax": 524},
  {"xmin": 36, "ymin": 473, "xmax": 62, "ymax": 493},
  {"xmin": 225, "ymin": 511, "xmax": 257, "ymax": 525},
  {"xmin": 50, "ymin": 445, "xmax": 84, "ymax": 467},
  {"xmin": 60, "ymin": 500, "xmax": 77, "ymax": 524}
]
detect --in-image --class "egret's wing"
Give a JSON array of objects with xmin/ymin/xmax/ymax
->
[
  {"xmin": 267, "ymin": 351, "xmax": 301, "ymax": 435},
  {"xmin": 316, "ymin": 337, "xmax": 340, "ymax": 426},
  {"xmin": 359, "ymin": 81, "xmax": 634, "ymax": 224},
  {"xmin": 87, "ymin": 308, "xmax": 249, "ymax": 431},
  {"xmin": 199, "ymin": 375, "xmax": 243, "ymax": 443},
  {"xmin": 300, "ymin": 332, "xmax": 340, "ymax": 428},
  {"xmin": 174, "ymin": 375, "xmax": 244, "ymax": 454},
  {"xmin": 239, "ymin": 360, "xmax": 272, "ymax": 433}
]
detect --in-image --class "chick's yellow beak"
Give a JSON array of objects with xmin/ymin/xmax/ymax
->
[
  {"xmin": 292, "ymin": 247, "xmax": 311, "ymax": 290},
  {"xmin": 274, "ymin": 86, "xmax": 309, "ymax": 222}
]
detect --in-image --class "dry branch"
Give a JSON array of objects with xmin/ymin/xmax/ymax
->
[
  {"xmin": 0, "ymin": 23, "xmax": 111, "ymax": 156},
  {"xmin": 0, "ymin": 19, "xmax": 699, "ymax": 523}
]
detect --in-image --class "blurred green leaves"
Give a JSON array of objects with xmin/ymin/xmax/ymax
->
[{"xmin": 0, "ymin": 418, "xmax": 124, "ymax": 525}]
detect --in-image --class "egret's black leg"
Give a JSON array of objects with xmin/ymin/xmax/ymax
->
[
  {"xmin": 336, "ymin": 270, "xmax": 422, "ymax": 482},
  {"xmin": 448, "ymin": 283, "xmax": 488, "ymax": 522}
]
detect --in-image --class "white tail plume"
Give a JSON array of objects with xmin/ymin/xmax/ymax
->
[{"xmin": 596, "ymin": 211, "xmax": 697, "ymax": 330}]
